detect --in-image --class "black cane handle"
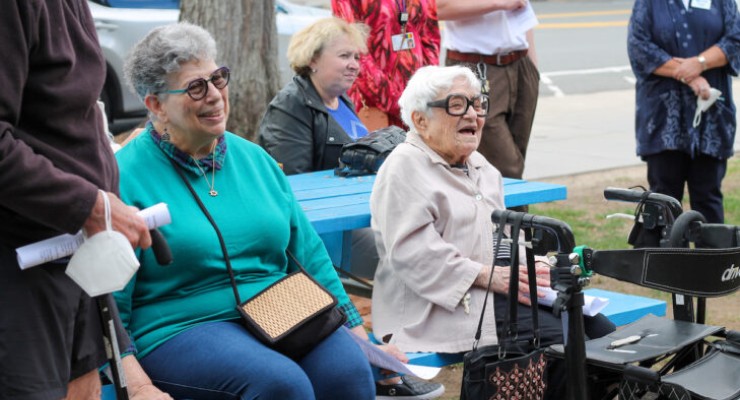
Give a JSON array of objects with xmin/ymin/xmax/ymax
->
[{"xmin": 149, "ymin": 229, "xmax": 173, "ymax": 266}]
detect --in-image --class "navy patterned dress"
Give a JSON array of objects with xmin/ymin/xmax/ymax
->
[{"xmin": 628, "ymin": 0, "xmax": 740, "ymax": 159}]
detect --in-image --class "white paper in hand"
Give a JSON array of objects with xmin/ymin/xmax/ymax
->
[
  {"xmin": 693, "ymin": 87, "xmax": 722, "ymax": 128},
  {"xmin": 65, "ymin": 191, "xmax": 139, "ymax": 297},
  {"xmin": 343, "ymin": 327, "xmax": 442, "ymax": 379},
  {"xmin": 16, "ymin": 202, "xmax": 170, "ymax": 269},
  {"xmin": 539, "ymin": 287, "xmax": 609, "ymax": 317}
]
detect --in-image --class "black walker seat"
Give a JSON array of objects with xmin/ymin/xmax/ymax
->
[{"xmin": 551, "ymin": 314, "xmax": 723, "ymax": 367}]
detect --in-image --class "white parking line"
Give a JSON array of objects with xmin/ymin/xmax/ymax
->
[
  {"xmin": 540, "ymin": 74, "xmax": 565, "ymax": 98},
  {"xmin": 541, "ymin": 65, "xmax": 634, "ymax": 96},
  {"xmin": 543, "ymin": 65, "xmax": 632, "ymax": 77}
]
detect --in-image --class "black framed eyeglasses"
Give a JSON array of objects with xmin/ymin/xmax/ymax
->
[
  {"xmin": 164, "ymin": 66, "xmax": 230, "ymax": 101},
  {"xmin": 426, "ymin": 93, "xmax": 489, "ymax": 117}
]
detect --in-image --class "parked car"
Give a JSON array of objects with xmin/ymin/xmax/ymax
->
[{"xmin": 88, "ymin": 0, "xmax": 329, "ymax": 126}]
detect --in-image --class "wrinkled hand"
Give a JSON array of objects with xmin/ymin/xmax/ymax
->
[
  {"xmin": 375, "ymin": 343, "xmax": 409, "ymax": 383},
  {"xmin": 121, "ymin": 355, "xmax": 171, "ymax": 400},
  {"xmin": 378, "ymin": 343, "xmax": 409, "ymax": 363},
  {"xmin": 477, "ymin": 262, "xmax": 549, "ymax": 306},
  {"xmin": 688, "ymin": 76, "xmax": 712, "ymax": 100},
  {"xmin": 673, "ymin": 56, "xmax": 703, "ymax": 84},
  {"xmin": 482, "ymin": 266, "xmax": 529, "ymax": 305},
  {"xmin": 129, "ymin": 383, "xmax": 173, "ymax": 400},
  {"xmin": 528, "ymin": 257, "xmax": 552, "ymax": 289},
  {"xmin": 82, "ymin": 191, "xmax": 152, "ymax": 249}
]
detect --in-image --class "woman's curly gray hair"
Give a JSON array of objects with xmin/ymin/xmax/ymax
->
[{"xmin": 124, "ymin": 22, "xmax": 218, "ymax": 101}]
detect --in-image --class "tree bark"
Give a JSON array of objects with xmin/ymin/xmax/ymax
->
[{"xmin": 180, "ymin": 0, "xmax": 280, "ymax": 142}]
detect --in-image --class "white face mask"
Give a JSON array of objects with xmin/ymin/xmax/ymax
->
[
  {"xmin": 66, "ymin": 191, "xmax": 140, "ymax": 297},
  {"xmin": 693, "ymin": 88, "xmax": 722, "ymax": 128}
]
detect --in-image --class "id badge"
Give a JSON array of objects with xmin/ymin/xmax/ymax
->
[
  {"xmin": 391, "ymin": 32, "xmax": 415, "ymax": 51},
  {"xmin": 691, "ymin": 0, "xmax": 711, "ymax": 10},
  {"xmin": 391, "ymin": 32, "xmax": 416, "ymax": 51}
]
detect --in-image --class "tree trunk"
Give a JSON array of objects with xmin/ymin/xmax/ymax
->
[{"xmin": 180, "ymin": 0, "xmax": 280, "ymax": 142}]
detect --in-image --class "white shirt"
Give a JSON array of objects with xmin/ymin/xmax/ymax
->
[{"xmin": 443, "ymin": 3, "xmax": 539, "ymax": 55}]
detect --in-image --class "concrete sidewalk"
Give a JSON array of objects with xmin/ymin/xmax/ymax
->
[{"xmin": 525, "ymin": 80, "xmax": 740, "ymax": 180}]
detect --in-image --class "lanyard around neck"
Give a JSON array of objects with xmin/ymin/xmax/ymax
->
[{"xmin": 395, "ymin": 0, "xmax": 408, "ymax": 26}]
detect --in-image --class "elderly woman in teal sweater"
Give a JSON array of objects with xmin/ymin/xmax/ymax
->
[{"xmin": 114, "ymin": 22, "xmax": 374, "ymax": 400}]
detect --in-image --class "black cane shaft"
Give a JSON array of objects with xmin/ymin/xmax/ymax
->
[{"xmin": 98, "ymin": 295, "xmax": 129, "ymax": 400}]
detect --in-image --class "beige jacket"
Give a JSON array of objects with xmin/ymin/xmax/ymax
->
[{"xmin": 370, "ymin": 131, "xmax": 506, "ymax": 353}]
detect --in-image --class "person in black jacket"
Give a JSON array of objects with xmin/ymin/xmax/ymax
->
[{"xmin": 259, "ymin": 17, "xmax": 369, "ymax": 175}]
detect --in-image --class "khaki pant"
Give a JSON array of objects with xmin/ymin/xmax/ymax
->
[{"xmin": 447, "ymin": 55, "xmax": 540, "ymax": 179}]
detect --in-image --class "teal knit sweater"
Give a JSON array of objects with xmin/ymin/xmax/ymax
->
[{"xmin": 114, "ymin": 129, "xmax": 355, "ymax": 358}]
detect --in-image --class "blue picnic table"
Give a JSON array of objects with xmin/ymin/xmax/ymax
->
[{"xmin": 287, "ymin": 169, "xmax": 568, "ymax": 270}]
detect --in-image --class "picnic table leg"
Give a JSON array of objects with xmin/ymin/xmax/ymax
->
[{"xmin": 341, "ymin": 230, "xmax": 352, "ymax": 271}]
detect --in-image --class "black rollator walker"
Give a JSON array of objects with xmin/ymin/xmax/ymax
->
[{"xmin": 492, "ymin": 187, "xmax": 740, "ymax": 400}]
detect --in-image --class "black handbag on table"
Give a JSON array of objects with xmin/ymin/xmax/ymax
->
[
  {"xmin": 171, "ymin": 158, "xmax": 347, "ymax": 360},
  {"xmin": 460, "ymin": 211, "xmax": 548, "ymax": 400},
  {"xmin": 334, "ymin": 125, "xmax": 406, "ymax": 177}
]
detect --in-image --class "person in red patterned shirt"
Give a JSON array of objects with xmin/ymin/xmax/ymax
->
[{"xmin": 332, "ymin": 0, "xmax": 441, "ymax": 129}]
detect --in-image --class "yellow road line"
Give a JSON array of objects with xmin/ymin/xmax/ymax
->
[
  {"xmin": 537, "ymin": 21, "xmax": 629, "ymax": 29},
  {"xmin": 538, "ymin": 10, "xmax": 631, "ymax": 19}
]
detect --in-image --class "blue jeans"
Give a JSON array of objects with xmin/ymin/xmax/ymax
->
[{"xmin": 140, "ymin": 321, "xmax": 374, "ymax": 400}]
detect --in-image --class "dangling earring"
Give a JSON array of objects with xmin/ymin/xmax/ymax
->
[{"xmin": 161, "ymin": 126, "xmax": 170, "ymax": 141}]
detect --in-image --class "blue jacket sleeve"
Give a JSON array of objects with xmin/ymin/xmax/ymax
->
[
  {"xmin": 718, "ymin": 0, "xmax": 740, "ymax": 76},
  {"xmin": 627, "ymin": 0, "xmax": 673, "ymax": 79}
]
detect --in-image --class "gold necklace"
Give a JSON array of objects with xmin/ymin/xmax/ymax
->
[{"xmin": 190, "ymin": 142, "xmax": 218, "ymax": 197}]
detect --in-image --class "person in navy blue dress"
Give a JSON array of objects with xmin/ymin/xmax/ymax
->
[{"xmin": 628, "ymin": 0, "xmax": 740, "ymax": 223}]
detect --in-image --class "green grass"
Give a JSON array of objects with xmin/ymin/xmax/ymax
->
[
  {"xmin": 530, "ymin": 158, "xmax": 740, "ymax": 251},
  {"xmin": 530, "ymin": 205, "xmax": 638, "ymax": 250}
]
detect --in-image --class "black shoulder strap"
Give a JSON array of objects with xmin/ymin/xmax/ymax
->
[
  {"xmin": 503, "ymin": 212, "xmax": 524, "ymax": 343},
  {"xmin": 473, "ymin": 210, "xmax": 510, "ymax": 348},
  {"xmin": 168, "ymin": 157, "xmax": 242, "ymax": 305},
  {"xmin": 523, "ymin": 226, "xmax": 541, "ymax": 347}
]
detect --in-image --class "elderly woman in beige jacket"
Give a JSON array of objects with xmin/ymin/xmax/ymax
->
[{"xmin": 369, "ymin": 66, "xmax": 615, "ymax": 396}]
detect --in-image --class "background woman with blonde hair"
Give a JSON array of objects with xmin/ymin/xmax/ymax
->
[{"xmin": 259, "ymin": 17, "xmax": 369, "ymax": 175}]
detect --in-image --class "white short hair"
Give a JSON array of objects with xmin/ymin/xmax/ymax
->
[{"xmin": 398, "ymin": 65, "xmax": 481, "ymax": 128}]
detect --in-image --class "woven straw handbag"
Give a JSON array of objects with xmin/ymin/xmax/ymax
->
[{"xmin": 237, "ymin": 251, "xmax": 347, "ymax": 359}]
